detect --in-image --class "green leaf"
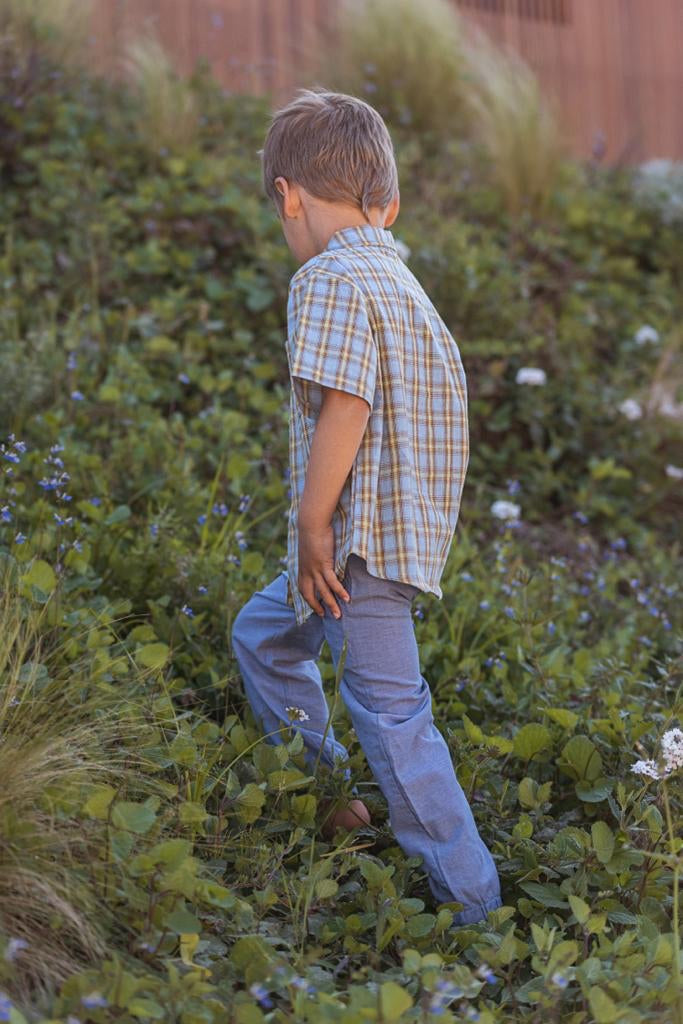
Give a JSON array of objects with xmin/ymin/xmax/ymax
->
[
  {"xmin": 576, "ymin": 777, "xmax": 613, "ymax": 802},
  {"xmin": 568, "ymin": 893, "xmax": 591, "ymax": 925},
  {"xmin": 519, "ymin": 882, "xmax": 568, "ymax": 909},
  {"xmin": 104, "ymin": 504, "xmax": 131, "ymax": 526},
  {"xmin": 315, "ymin": 878, "xmax": 339, "ymax": 899},
  {"xmin": 405, "ymin": 913, "xmax": 436, "ymax": 938},
  {"xmin": 588, "ymin": 986, "xmax": 618, "ymax": 1023},
  {"xmin": 83, "ymin": 784, "xmax": 117, "ymax": 820},
  {"xmin": 136, "ymin": 642, "xmax": 170, "ymax": 670},
  {"xmin": 179, "ymin": 801, "xmax": 208, "ymax": 825},
  {"xmin": 129, "ymin": 998, "xmax": 166, "ymax": 1019},
  {"xmin": 380, "ymin": 981, "xmax": 413, "ymax": 1020},
  {"xmin": 111, "ymin": 801, "xmax": 157, "ymax": 835},
  {"xmin": 544, "ymin": 707, "xmax": 579, "ymax": 730},
  {"xmin": 559, "ymin": 735, "xmax": 603, "ymax": 781},
  {"xmin": 164, "ymin": 905, "xmax": 201, "ymax": 934},
  {"xmin": 21, "ymin": 559, "xmax": 56, "ymax": 595},
  {"xmin": 591, "ymin": 820, "xmax": 615, "ymax": 864},
  {"xmin": 513, "ymin": 723, "xmax": 552, "ymax": 760}
]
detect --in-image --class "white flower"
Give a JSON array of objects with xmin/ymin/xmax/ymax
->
[
  {"xmin": 631, "ymin": 729, "xmax": 683, "ymax": 781},
  {"xmin": 666, "ymin": 465, "xmax": 683, "ymax": 480},
  {"xmin": 285, "ymin": 706, "xmax": 310, "ymax": 722},
  {"xmin": 395, "ymin": 239, "xmax": 411, "ymax": 262},
  {"xmin": 631, "ymin": 759, "xmax": 661, "ymax": 780},
  {"xmin": 516, "ymin": 366, "xmax": 547, "ymax": 386},
  {"xmin": 490, "ymin": 499, "xmax": 521, "ymax": 520},
  {"xmin": 634, "ymin": 324, "xmax": 660, "ymax": 345},
  {"xmin": 618, "ymin": 398, "xmax": 643, "ymax": 421},
  {"xmin": 661, "ymin": 728, "xmax": 683, "ymax": 773}
]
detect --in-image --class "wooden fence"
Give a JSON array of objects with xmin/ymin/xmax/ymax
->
[{"xmin": 85, "ymin": 0, "xmax": 683, "ymax": 164}]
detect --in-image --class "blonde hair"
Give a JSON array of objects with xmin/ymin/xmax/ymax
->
[{"xmin": 260, "ymin": 88, "xmax": 399, "ymax": 218}]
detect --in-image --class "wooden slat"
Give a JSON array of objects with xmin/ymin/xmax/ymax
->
[{"xmin": 83, "ymin": 0, "xmax": 683, "ymax": 162}]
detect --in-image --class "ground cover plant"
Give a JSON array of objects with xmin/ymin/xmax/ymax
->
[{"xmin": 0, "ymin": 4, "xmax": 682, "ymax": 1022}]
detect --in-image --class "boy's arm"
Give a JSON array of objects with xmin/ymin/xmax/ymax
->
[
  {"xmin": 298, "ymin": 386, "xmax": 371, "ymax": 531},
  {"xmin": 296, "ymin": 385, "xmax": 371, "ymax": 619}
]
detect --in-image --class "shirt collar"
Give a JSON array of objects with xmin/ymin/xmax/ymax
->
[{"xmin": 325, "ymin": 223, "xmax": 398, "ymax": 253}]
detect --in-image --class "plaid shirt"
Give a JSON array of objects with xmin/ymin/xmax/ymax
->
[{"xmin": 284, "ymin": 223, "xmax": 470, "ymax": 626}]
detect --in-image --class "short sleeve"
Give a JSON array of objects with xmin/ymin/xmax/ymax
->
[{"xmin": 287, "ymin": 269, "xmax": 377, "ymax": 416}]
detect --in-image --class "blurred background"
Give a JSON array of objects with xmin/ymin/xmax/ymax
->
[
  {"xmin": 1, "ymin": 1, "xmax": 682, "ymax": 1019},
  {"xmin": 84, "ymin": 0, "xmax": 683, "ymax": 164}
]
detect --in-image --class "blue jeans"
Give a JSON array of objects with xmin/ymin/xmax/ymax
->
[{"xmin": 230, "ymin": 552, "xmax": 502, "ymax": 926}]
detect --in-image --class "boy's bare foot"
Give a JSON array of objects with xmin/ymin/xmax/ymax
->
[{"xmin": 319, "ymin": 797, "xmax": 371, "ymax": 839}]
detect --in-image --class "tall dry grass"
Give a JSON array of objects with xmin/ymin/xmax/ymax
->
[
  {"xmin": 118, "ymin": 29, "xmax": 202, "ymax": 156},
  {"xmin": 0, "ymin": 569, "xmax": 145, "ymax": 1006},
  {"xmin": 460, "ymin": 17, "xmax": 571, "ymax": 218},
  {"xmin": 313, "ymin": 0, "xmax": 472, "ymax": 141},
  {"xmin": 313, "ymin": 0, "xmax": 571, "ymax": 218},
  {"xmin": 0, "ymin": 0, "xmax": 93, "ymax": 74}
]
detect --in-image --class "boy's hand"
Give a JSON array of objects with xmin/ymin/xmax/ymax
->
[{"xmin": 297, "ymin": 522, "xmax": 351, "ymax": 619}]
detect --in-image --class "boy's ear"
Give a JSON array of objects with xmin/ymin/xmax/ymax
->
[
  {"xmin": 274, "ymin": 176, "xmax": 301, "ymax": 220},
  {"xmin": 383, "ymin": 191, "xmax": 400, "ymax": 228}
]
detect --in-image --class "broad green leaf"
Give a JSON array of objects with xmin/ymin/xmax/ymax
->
[
  {"xmin": 519, "ymin": 882, "xmax": 568, "ymax": 909},
  {"xmin": 588, "ymin": 986, "xmax": 618, "ymax": 1023},
  {"xmin": 462, "ymin": 713, "xmax": 484, "ymax": 743},
  {"xmin": 559, "ymin": 735, "xmax": 603, "ymax": 781},
  {"xmin": 544, "ymin": 707, "xmax": 579, "ymax": 730},
  {"xmin": 129, "ymin": 998, "xmax": 166, "ymax": 1019},
  {"xmin": 179, "ymin": 801, "xmax": 208, "ymax": 825},
  {"xmin": 136, "ymin": 642, "xmax": 170, "ymax": 670},
  {"xmin": 591, "ymin": 820, "xmax": 615, "ymax": 864},
  {"xmin": 111, "ymin": 801, "xmax": 157, "ymax": 835},
  {"xmin": 315, "ymin": 878, "xmax": 339, "ymax": 899},
  {"xmin": 83, "ymin": 784, "xmax": 117, "ymax": 819},
  {"xmin": 513, "ymin": 723, "xmax": 552, "ymax": 760},
  {"xmin": 380, "ymin": 981, "xmax": 413, "ymax": 1020},
  {"xmin": 568, "ymin": 893, "xmax": 591, "ymax": 925},
  {"xmin": 21, "ymin": 559, "xmax": 56, "ymax": 595},
  {"xmin": 164, "ymin": 905, "xmax": 201, "ymax": 934}
]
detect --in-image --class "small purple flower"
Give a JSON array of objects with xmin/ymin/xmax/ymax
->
[
  {"xmin": 504, "ymin": 606, "xmax": 515, "ymax": 618},
  {"xmin": 238, "ymin": 494, "xmax": 252, "ymax": 513},
  {"xmin": 610, "ymin": 537, "xmax": 627, "ymax": 550},
  {"xmin": 573, "ymin": 510, "xmax": 589, "ymax": 524},
  {"xmin": 579, "ymin": 584, "xmax": 591, "ymax": 596},
  {"xmin": 180, "ymin": 604, "xmax": 194, "ymax": 617},
  {"xmin": 149, "ymin": 523, "xmax": 159, "ymax": 538},
  {"xmin": 0, "ymin": 992, "xmax": 13, "ymax": 1023},
  {"xmin": 81, "ymin": 992, "xmax": 109, "ymax": 1008},
  {"xmin": 178, "ymin": 372, "xmax": 190, "ymax": 385},
  {"xmin": 479, "ymin": 599, "xmax": 490, "ymax": 610},
  {"xmin": 461, "ymin": 571, "xmax": 473, "ymax": 582},
  {"xmin": 89, "ymin": 496, "xmax": 101, "ymax": 505},
  {"xmin": 1, "ymin": 505, "xmax": 11, "ymax": 522},
  {"xmin": 197, "ymin": 514, "xmax": 207, "ymax": 525},
  {"xmin": 14, "ymin": 532, "xmax": 26, "ymax": 544},
  {"xmin": 66, "ymin": 352, "xmax": 78, "ymax": 370},
  {"xmin": 197, "ymin": 584, "xmax": 208, "ymax": 594},
  {"xmin": 414, "ymin": 607, "xmax": 425, "ymax": 620},
  {"xmin": 71, "ymin": 390, "xmax": 85, "ymax": 401},
  {"xmin": 249, "ymin": 983, "xmax": 274, "ymax": 1009}
]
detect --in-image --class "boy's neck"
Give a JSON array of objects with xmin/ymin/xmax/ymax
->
[{"xmin": 306, "ymin": 204, "xmax": 388, "ymax": 261}]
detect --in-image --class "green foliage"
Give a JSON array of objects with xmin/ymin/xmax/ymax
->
[{"xmin": 0, "ymin": 15, "xmax": 682, "ymax": 1024}]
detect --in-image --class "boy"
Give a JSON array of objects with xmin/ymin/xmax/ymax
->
[{"xmin": 231, "ymin": 89, "xmax": 502, "ymax": 926}]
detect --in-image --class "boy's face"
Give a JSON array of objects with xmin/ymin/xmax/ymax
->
[{"xmin": 273, "ymin": 176, "xmax": 399, "ymax": 267}]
